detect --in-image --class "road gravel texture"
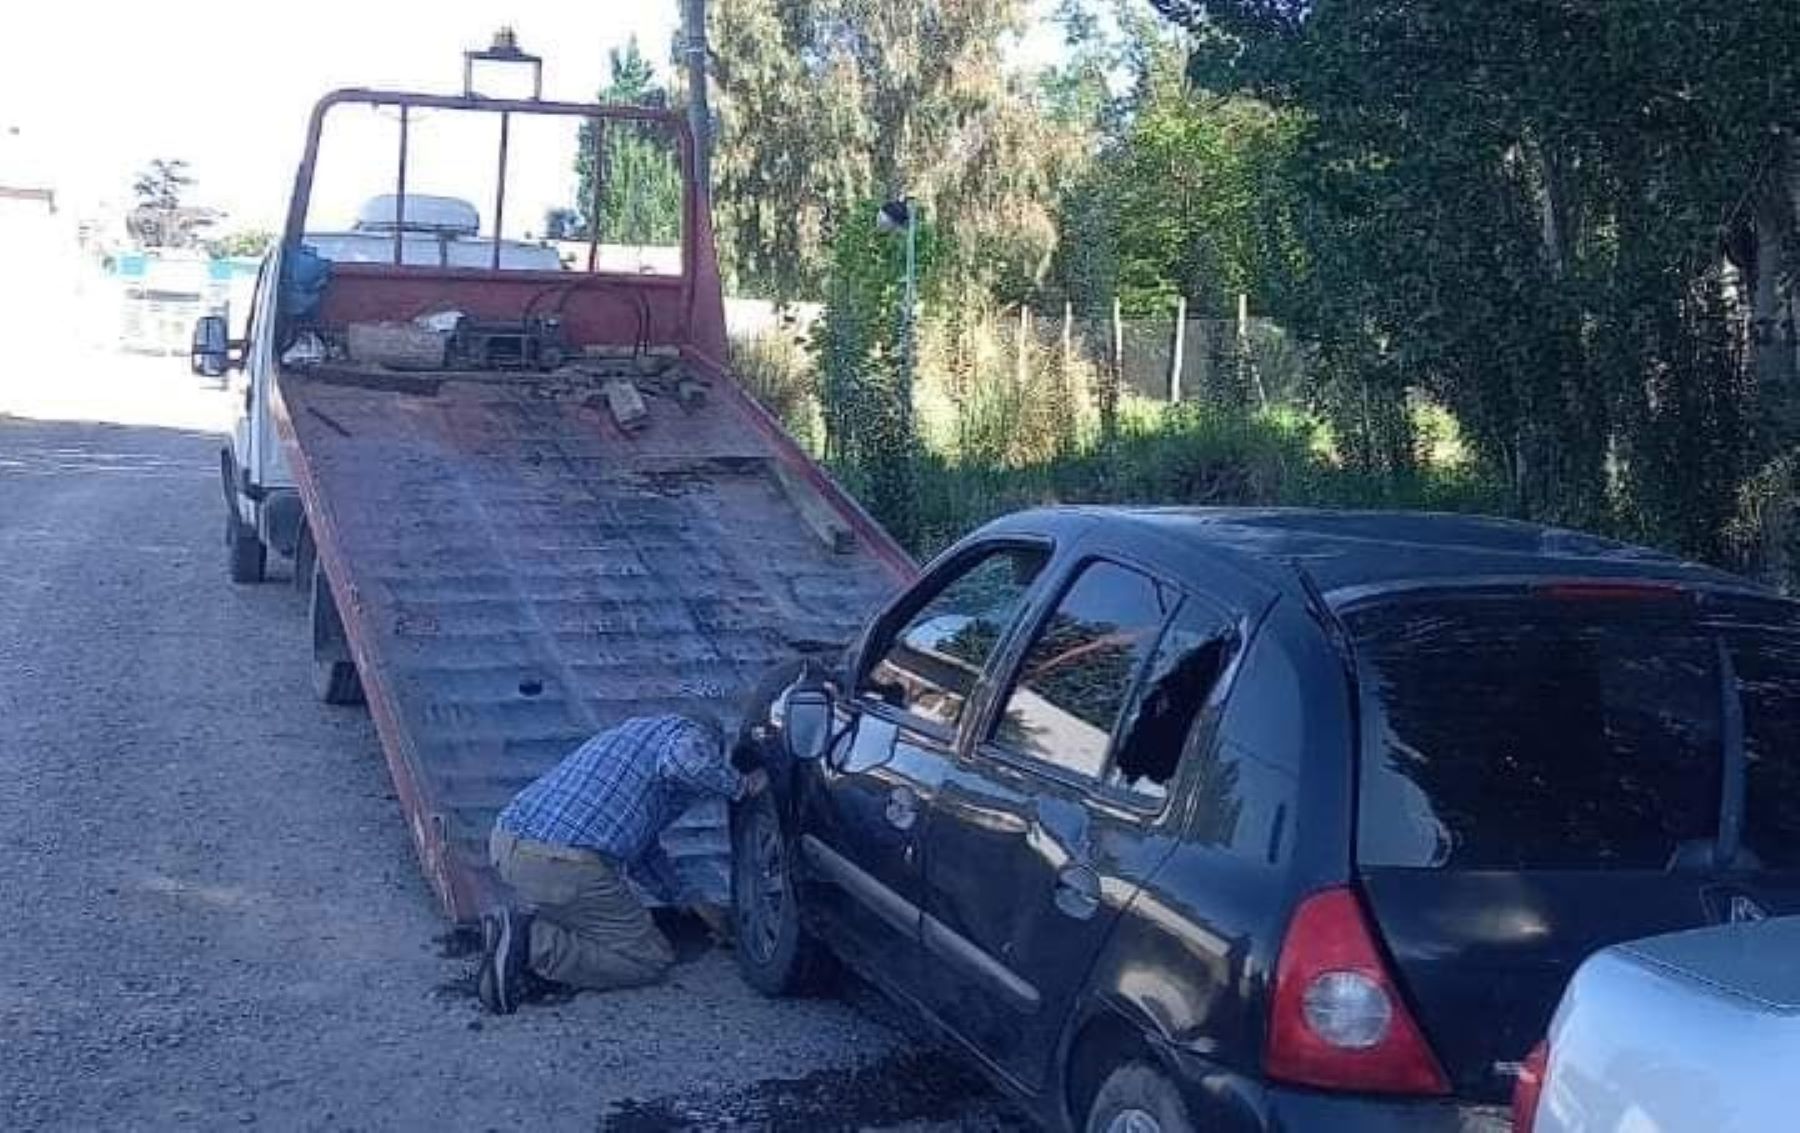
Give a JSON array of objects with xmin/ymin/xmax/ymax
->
[{"xmin": 0, "ymin": 357, "xmax": 1024, "ymax": 1131}]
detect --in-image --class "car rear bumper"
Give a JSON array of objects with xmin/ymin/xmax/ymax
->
[
  {"xmin": 1155, "ymin": 1045, "xmax": 1509, "ymax": 1133},
  {"xmin": 1263, "ymin": 1087, "xmax": 1509, "ymax": 1132}
]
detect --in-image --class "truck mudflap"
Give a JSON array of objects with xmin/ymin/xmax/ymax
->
[{"xmin": 274, "ymin": 358, "xmax": 910, "ymax": 921}]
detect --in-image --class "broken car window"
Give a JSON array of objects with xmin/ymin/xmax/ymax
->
[{"xmin": 1107, "ymin": 601, "xmax": 1237, "ymax": 803}]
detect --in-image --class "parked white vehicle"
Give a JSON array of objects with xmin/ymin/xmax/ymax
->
[{"xmin": 1514, "ymin": 916, "xmax": 1800, "ymax": 1133}]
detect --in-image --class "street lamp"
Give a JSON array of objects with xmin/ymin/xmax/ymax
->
[{"xmin": 876, "ymin": 198, "xmax": 918, "ymax": 400}]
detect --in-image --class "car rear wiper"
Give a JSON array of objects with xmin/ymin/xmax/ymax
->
[
  {"xmin": 1667, "ymin": 640, "xmax": 1753, "ymax": 874},
  {"xmin": 1292, "ymin": 561, "xmax": 1354, "ymax": 662}
]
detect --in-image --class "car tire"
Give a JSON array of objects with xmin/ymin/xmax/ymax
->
[
  {"xmin": 310, "ymin": 561, "xmax": 364, "ymax": 706},
  {"xmin": 226, "ymin": 508, "xmax": 267, "ymax": 584},
  {"xmin": 1085, "ymin": 1062, "xmax": 1194, "ymax": 1133},
  {"xmin": 731, "ymin": 790, "xmax": 829, "ymax": 996}
]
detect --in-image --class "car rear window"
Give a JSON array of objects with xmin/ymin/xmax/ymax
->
[{"xmin": 1349, "ymin": 593, "xmax": 1800, "ymax": 871}]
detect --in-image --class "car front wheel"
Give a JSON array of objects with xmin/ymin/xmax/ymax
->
[
  {"xmin": 730, "ymin": 790, "xmax": 828, "ymax": 996},
  {"xmin": 1085, "ymin": 1062, "xmax": 1194, "ymax": 1133}
]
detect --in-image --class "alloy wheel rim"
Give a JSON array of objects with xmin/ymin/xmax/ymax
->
[
  {"xmin": 739, "ymin": 811, "xmax": 787, "ymax": 963},
  {"xmin": 1104, "ymin": 1110, "xmax": 1161, "ymax": 1133}
]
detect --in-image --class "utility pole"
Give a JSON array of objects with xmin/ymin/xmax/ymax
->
[
  {"xmin": 682, "ymin": 0, "xmax": 713, "ymax": 203},
  {"xmin": 900, "ymin": 201, "xmax": 919, "ymax": 409}
]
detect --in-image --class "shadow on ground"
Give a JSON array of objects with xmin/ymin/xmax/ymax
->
[
  {"xmin": 430, "ymin": 910, "xmax": 1029, "ymax": 1131},
  {"xmin": 599, "ymin": 1046, "xmax": 1029, "ymax": 1131}
]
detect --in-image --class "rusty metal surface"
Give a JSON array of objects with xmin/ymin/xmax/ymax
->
[{"xmin": 276, "ymin": 363, "xmax": 907, "ymax": 922}]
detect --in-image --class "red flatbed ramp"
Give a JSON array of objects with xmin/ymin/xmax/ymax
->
[{"xmin": 275, "ymin": 359, "xmax": 910, "ymax": 922}]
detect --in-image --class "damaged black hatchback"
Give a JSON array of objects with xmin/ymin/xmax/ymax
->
[{"xmin": 729, "ymin": 507, "xmax": 1800, "ymax": 1133}]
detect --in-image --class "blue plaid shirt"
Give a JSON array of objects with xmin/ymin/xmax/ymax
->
[{"xmin": 496, "ymin": 716, "xmax": 744, "ymax": 899}]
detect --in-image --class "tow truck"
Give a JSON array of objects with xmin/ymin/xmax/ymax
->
[{"xmin": 192, "ymin": 35, "xmax": 912, "ymax": 919}]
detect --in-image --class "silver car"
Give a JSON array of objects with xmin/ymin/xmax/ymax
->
[{"xmin": 1517, "ymin": 916, "xmax": 1800, "ymax": 1133}]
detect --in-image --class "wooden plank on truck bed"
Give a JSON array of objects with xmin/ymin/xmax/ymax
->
[
  {"xmin": 771, "ymin": 461, "xmax": 857, "ymax": 554},
  {"xmin": 602, "ymin": 378, "xmax": 650, "ymax": 431}
]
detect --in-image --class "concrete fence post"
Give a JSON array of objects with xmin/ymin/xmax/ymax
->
[
  {"xmin": 1016, "ymin": 305, "xmax": 1031, "ymax": 389},
  {"xmin": 1169, "ymin": 295, "xmax": 1188, "ymax": 404}
]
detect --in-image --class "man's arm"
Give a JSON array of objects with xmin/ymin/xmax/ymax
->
[{"xmin": 633, "ymin": 840, "xmax": 688, "ymax": 906}]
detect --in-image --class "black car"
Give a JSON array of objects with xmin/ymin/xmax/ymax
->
[{"xmin": 727, "ymin": 507, "xmax": 1800, "ymax": 1133}]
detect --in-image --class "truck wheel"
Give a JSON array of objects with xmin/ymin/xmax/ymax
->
[
  {"xmin": 310, "ymin": 562, "xmax": 364, "ymax": 706},
  {"xmin": 293, "ymin": 523, "xmax": 316, "ymax": 595},
  {"xmin": 731, "ymin": 791, "xmax": 831, "ymax": 996},
  {"xmin": 226, "ymin": 508, "xmax": 267, "ymax": 584},
  {"xmin": 1084, "ymin": 1063, "xmax": 1194, "ymax": 1133}
]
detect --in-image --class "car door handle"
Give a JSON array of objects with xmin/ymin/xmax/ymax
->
[
  {"xmin": 885, "ymin": 786, "xmax": 919, "ymax": 832},
  {"xmin": 1054, "ymin": 864, "xmax": 1101, "ymax": 920}
]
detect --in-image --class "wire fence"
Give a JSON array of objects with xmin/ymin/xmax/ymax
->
[
  {"xmin": 1013, "ymin": 301, "xmax": 1313, "ymax": 415},
  {"xmin": 730, "ymin": 294, "xmax": 1319, "ymax": 474}
]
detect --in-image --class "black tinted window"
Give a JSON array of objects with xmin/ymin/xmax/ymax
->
[
  {"xmin": 1108, "ymin": 601, "xmax": 1236, "ymax": 802},
  {"xmin": 992, "ymin": 561, "xmax": 1166, "ymax": 778},
  {"xmin": 864, "ymin": 545, "xmax": 1047, "ymax": 729},
  {"xmin": 1727, "ymin": 628, "xmax": 1800, "ymax": 869},
  {"xmin": 1352, "ymin": 598, "xmax": 1723, "ymax": 870}
]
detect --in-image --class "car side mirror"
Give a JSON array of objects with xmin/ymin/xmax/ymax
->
[
  {"xmin": 190, "ymin": 314, "xmax": 236, "ymax": 376},
  {"xmin": 782, "ymin": 686, "xmax": 837, "ymax": 762}
]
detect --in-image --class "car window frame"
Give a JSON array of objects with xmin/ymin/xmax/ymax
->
[
  {"xmin": 971, "ymin": 552, "xmax": 1184, "ymax": 805},
  {"xmin": 851, "ymin": 535, "xmax": 1057, "ymax": 744},
  {"xmin": 243, "ymin": 254, "xmax": 271, "ymax": 350}
]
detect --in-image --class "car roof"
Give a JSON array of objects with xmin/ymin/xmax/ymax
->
[
  {"xmin": 985, "ymin": 506, "xmax": 1769, "ymax": 604},
  {"xmin": 1614, "ymin": 917, "xmax": 1800, "ymax": 1014}
]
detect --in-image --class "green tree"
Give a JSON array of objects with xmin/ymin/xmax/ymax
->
[
  {"xmin": 128, "ymin": 158, "xmax": 204, "ymax": 248},
  {"xmin": 706, "ymin": 0, "xmax": 1096, "ymax": 548},
  {"xmin": 708, "ymin": 0, "xmax": 1084, "ymax": 301},
  {"xmin": 204, "ymin": 228, "xmax": 274, "ymax": 259},
  {"xmin": 813, "ymin": 202, "xmax": 944, "ymax": 546},
  {"xmin": 1142, "ymin": 0, "xmax": 1800, "ymax": 560},
  {"xmin": 575, "ymin": 37, "xmax": 683, "ymax": 245},
  {"xmin": 706, "ymin": 0, "xmax": 869, "ymax": 298},
  {"xmin": 132, "ymin": 158, "xmax": 192, "ymax": 212}
]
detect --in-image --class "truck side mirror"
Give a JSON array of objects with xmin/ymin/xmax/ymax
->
[
  {"xmin": 191, "ymin": 314, "xmax": 233, "ymax": 376},
  {"xmin": 781, "ymin": 686, "xmax": 837, "ymax": 762}
]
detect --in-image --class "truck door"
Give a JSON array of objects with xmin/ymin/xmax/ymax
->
[
  {"xmin": 917, "ymin": 558, "xmax": 1242, "ymax": 1091},
  {"xmin": 243, "ymin": 250, "xmax": 288, "ymax": 491},
  {"xmin": 796, "ymin": 541, "xmax": 1050, "ymax": 1001}
]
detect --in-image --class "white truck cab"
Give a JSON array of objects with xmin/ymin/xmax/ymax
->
[{"xmin": 217, "ymin": 243, "xmax": 298, "ymax": 582}]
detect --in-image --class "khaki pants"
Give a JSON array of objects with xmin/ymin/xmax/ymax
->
[{"xmin": 488, "ymin": 828, "xmax": 674, "ymax": 991}]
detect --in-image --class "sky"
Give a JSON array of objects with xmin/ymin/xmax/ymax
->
[{"xmin": 1, "ymin": 1, "xmax": 1064, "ymax": 236}]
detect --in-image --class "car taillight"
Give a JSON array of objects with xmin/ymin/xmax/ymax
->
[
  {"xmin": 1511, "ymin": 1040, "xmax": 1550, "ymax": 1132},
  {"xmin": 1265, "ymin": 887, "xmax": 1450, "ymax": 1095}
]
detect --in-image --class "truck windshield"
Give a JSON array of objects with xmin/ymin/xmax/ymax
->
[
  {"xmin": 302, "ymin": 100, "xmax": 684, "ymax": 275},
  {"xmin": 1349, "ymin": 593, "xmax": 1800, "ymax": 872}
]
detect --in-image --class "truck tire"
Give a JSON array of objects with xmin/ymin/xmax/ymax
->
[
  {"xmin": 310, "ymin": 561, "xmax": 364, "ymax": 706},
  {"xmin": 730, "ymin": 791, "xmax": 832, "ymax": 996},
  {"xmin": 226, "ymin": 508, "xmax": 267, "ymax": 584},
  {"xmin": 293, "ymin": 523, "xmax": 316, "ymax": 595}
]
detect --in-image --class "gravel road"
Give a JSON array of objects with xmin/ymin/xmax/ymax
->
[{"xmin": 0, "ymin": 357, "xmax": 1021, "ymax": 1131}]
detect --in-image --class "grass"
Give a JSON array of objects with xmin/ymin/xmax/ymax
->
[
  {"xmin": 904, "ymin": 401, "xmax": 1508, "ymax": 556},
  {"xmin": 729, "ymin": 327, "xmax": 1510, "ymax": 559}
]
